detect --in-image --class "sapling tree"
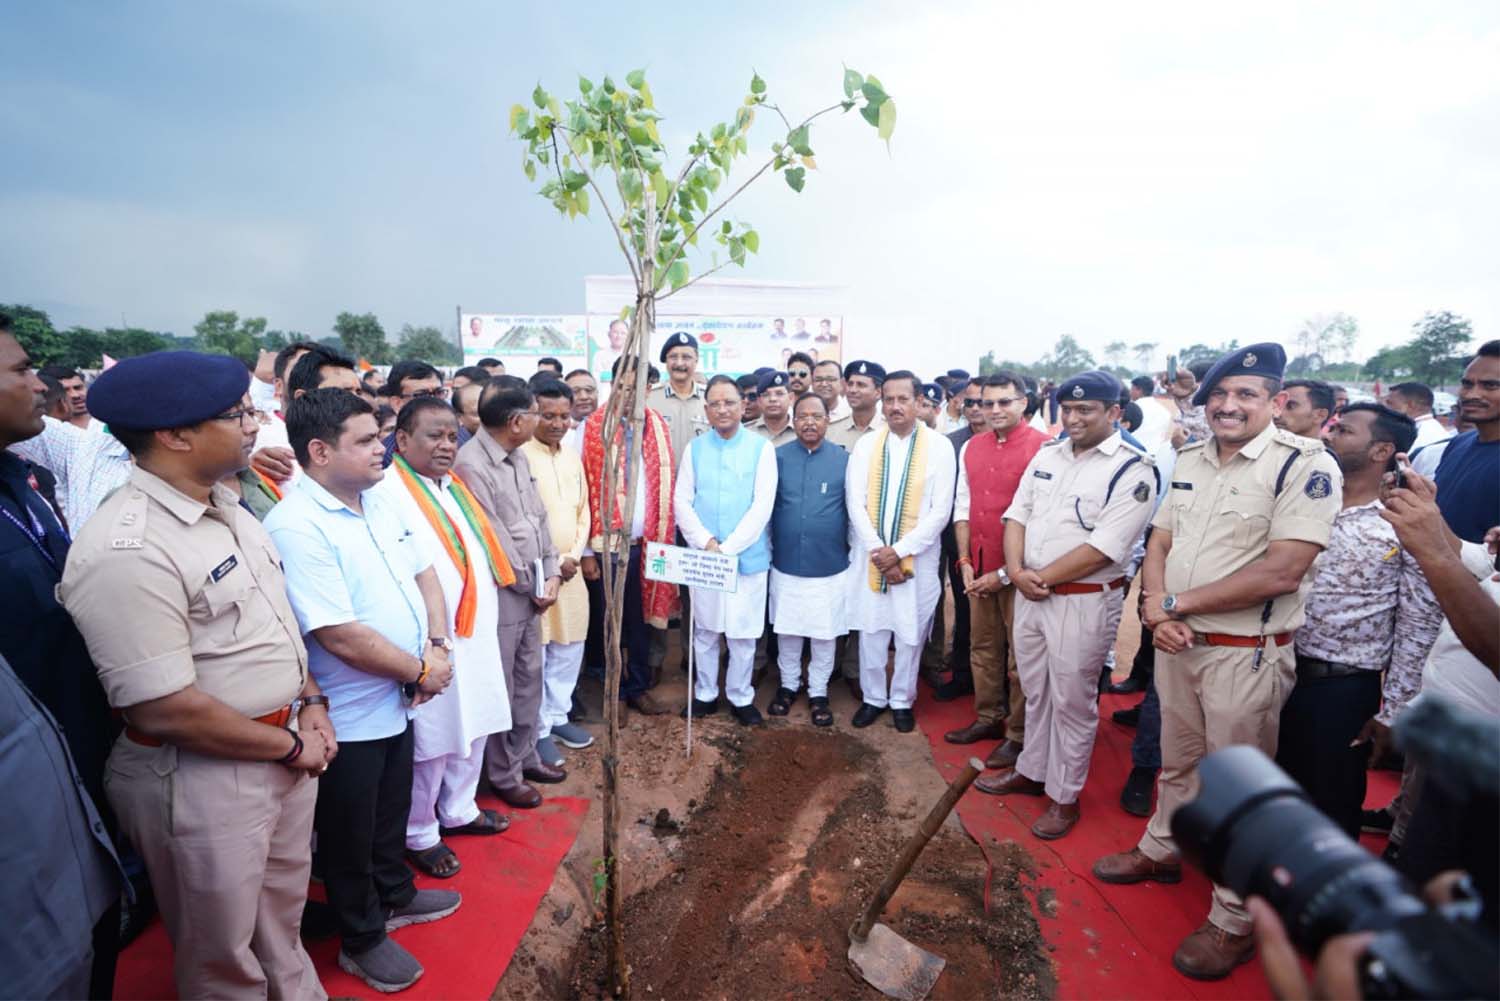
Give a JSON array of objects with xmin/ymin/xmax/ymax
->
[{"xmin": 509, "ymin": 66, "xmax": 894, "ymax": 996}]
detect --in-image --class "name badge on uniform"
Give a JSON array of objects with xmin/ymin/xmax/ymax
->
[
  {"xmin": 1033, "ymin": 470, "xmax": 1053, "ymax": 480},
  {"xmin": 1170, "ymin": 481, "xmax": 1194, "ymax": 490},
  {"xmin": 110, "ymin": 538, "xmax": 143, "ymax": 550},
  {"xmin": 211, "ymin": 555, "xmax": 238, "ymax": 581},
  {"xmin": 820, "ymin": 482, "xmax": 828, "ymax": 494}
]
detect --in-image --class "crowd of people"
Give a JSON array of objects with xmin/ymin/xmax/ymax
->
[{"xmin": 2, "ymin": 308, "xmax": 1497, "ymax": 997}]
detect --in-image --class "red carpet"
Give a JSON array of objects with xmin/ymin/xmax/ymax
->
[
  {"xmin": 917, "ymin": 686, "xmax": 1397, "ymax": 1000},
  {"xmin": 115, "ymin": 793, "xmax": 590, "ymax": 1000}
]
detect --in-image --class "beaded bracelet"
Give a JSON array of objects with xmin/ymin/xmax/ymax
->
[{"xmin": 278, "ymin": 728, "xmax": 304, "ymax": 765}]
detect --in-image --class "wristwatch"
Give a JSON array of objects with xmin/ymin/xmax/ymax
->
[
  {"xmin": 1161, "ymin": 593, "xmax": 1181, "ymax": 617},
  {"xmin": 298, "ymin": 695, "xmax": 331, "ymax": 712},
  {"xmin": 429, "ymin": 636, "xmax": 454, "ymax": 652}
]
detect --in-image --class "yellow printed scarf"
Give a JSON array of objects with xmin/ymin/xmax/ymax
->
[{"xmin": 865, "ymin": 427, "xmax": 929, "ymax": 592}]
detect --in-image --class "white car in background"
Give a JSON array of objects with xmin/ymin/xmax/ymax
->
[{"xmin": 1434, "ymin": 390, "xmax": 1458, "ymax": 415}]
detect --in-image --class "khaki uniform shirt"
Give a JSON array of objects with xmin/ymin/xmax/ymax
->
[
  {"xmin": 747, "ymin": 416, "xmax": 798, "ymax": 448},
  {"xmin": 1004, "ymin": 432, "xmax": 1157, "ymax": 583},
  {"xmin": 59, "ymin": 468, "xmax": 307, "ymax": 717},
  {"xmin": 826, "ymin": 410, "xmax": 885, "ymax": 452},
  {"xmin": 1151, "ymin": 423, "xmax": 1342, "ymax": 635},
  {"xmin": 646, "ymin": 382, "xmax": 708, "ymax": 468}
]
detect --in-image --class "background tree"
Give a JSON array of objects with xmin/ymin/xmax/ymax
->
[
  {"xmin": 1404, "ymin": 310, "xmax": 1473, "ymax": 385},
  {"xmin": 194, "ymin": 310, "xmax": 267, "ymax": 364},
  {"xmin": 1131, "ymin": 341, "xmax": 1158, "ymax": 370},
  {"xmin": 1103, "ymin": 340, "xmax": 1127, "ymax": 369},
  {"xmin": 511, "ymin": 66, "xmax": 893, "ymax": 996},
  {"xmin": 1293, "ymin": 312, "xmax": 1359, "ymax": 370},
  {"xmin": 1043, "ymin": 334, "xmax": 1095, "ymax": 378},
  {"xmin": 393, "ymin": 323, "xmax": 462, "ymax": 365},
  {"xmin": 2, "ymin": 303, "xmax": 65, "ymax": 363},
  {"xmin": 334, "ymin": 311, "xmax": 390, "ymax": 364}
]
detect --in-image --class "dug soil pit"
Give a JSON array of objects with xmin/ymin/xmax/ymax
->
[{"xmin": 564, "ymin": 723, "xmax": 1053, "ymax": 1000}]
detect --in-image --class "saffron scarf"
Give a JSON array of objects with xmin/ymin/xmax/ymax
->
[
  {"xmin": 582, "ymin": 408, "xmax": 680, "ymax": 629},
  {"xmin": 392, "ymin": 455, "xmax": 516, "ymax": 637},
  {"xmin": 251, "ymin": 468, "xmax": 283, "ymax": 501},
  {"xmin": 865, "ymin": 426, "xmax": 929, "ymax": 593}
]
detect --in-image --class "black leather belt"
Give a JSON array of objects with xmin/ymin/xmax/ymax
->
[{"xmin": 1294, "ymin": 655, "xmax": 1368, "ymax": 682}]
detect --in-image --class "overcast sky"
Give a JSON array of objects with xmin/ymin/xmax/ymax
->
[{"xmin": 2, "ymin": 1, "xmax": 1496, "ymax": 369}]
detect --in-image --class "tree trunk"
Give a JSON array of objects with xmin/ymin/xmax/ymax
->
[{"xmin": 599, "ymin": 259, "xmax": 655, "ymax": 997}]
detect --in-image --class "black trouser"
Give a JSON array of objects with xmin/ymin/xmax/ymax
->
[
  {"xmin": 1274, "ymin": 667, "xmax": 1382, "ymax": 839},
  {"xmin": 315, "ymin": 721, "xmax": 417, "ymax": 954},
  {"xmin": 618, "ymin": 546, "xmax": 654, "ymax": 700},
  {"xmin": 947, "ymin": 553, "xmax": 971, "ymax": 674},
  {"xmin": 583, "ymin": 573, "xmax": 606, "ymax": 679}
]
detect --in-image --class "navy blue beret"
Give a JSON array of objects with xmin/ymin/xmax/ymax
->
[
  {"xmin": 659, "ymin": 331, "xmax": 697, "ymax": 362},
  {"xmin": 756, "ymin": 370, "xmax": 789, "ymax": 394},
  {"xmin": 1056, "ymin": 369, "xmax": 1123, "ymax": 404},
  {"xmin": 843, "ymin": 360, "xmax": 887, "ymax": 383},
  {"xmin": 945, "ymin": 368, "xmax": 970, "ymax": 381},
  {"xmin": 1192, "ymin": 342, "xmax": 1287, "ymax": 406},
  {"xmin": 88, "ymin": 351, "xmax": 250, "ymax": 431},
  {"xmin": 922, "ymin": 383, "xmax": 945, "ymax": 404}
]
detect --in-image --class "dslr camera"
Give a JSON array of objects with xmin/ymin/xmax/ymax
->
[{"xmin": 1171, "ymin": 700, "xmax": 1497, "ymax": 999}]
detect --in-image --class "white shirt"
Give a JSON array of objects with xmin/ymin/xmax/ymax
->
[
  {"xmin": 1133, "ymin": 396, "xmax": 1174, "ymax": 452},
  {"xmin": 1417, "ymin": 541, "xmax": 1500, "ymax": 718},
  {"xmin": 253, "ymin": 412, "xmax": 302, "ymax": 485},
  {"xmin": 8, "ymin": 416, "xmax": 132, "ymax": 530},
  {"xmin": 1409, "ymin": 414, "xmax": 1455, "ymax": 478}
]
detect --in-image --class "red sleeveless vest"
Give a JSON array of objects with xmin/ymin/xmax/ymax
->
[{"xmin": 963, "ymin": 425, "xmax": 1047, "ymax": 574}]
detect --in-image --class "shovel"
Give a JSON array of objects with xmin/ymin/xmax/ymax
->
[{"xmin": 847, "ymin": 757, "xmax": 984, "ymax": 1001}]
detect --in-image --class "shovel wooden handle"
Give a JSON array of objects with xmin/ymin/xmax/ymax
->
[{"xmin": 851, "ymin": 757, "xmax": 984, "ymax": 942}]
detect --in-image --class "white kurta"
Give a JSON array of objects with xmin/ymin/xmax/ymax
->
[
  {"xmin": 673, "ymin": 436, "xmax": 779, "ymax": 639},
  {"xmin": 374, "ymin": 470, "xmax": 511, "ymax": 761},
  {"xmin": 769, "ymin": 567, "xmax": 848, "ymax": 640},
  {"xmin": 844, "ymin": 424, "xmax": 957, "ymax": 646}
]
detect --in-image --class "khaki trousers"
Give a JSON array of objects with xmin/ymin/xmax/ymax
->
[
  {"xmin": 1138, "ymin": 639, "xmax": 1296, "ymax": 935},
  {"xmin": 105, "ymin": 738, "xmax": 325, "ymax": 1000},
  {"xmin": 968, "ymin": 585, "xmax": 1023, "ymax": 739},
  {"xmin": 1013, "ymin": 588, "xmax": 1120, "ymax": 804}
]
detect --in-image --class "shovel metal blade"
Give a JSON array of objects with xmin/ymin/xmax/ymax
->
[{"xmin": 847, "ymin": 921, "xmax": 946, "ymax": 1001}]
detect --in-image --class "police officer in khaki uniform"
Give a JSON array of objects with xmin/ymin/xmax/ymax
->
[
  {"xmin": 59, "ymin": 352, "xmax": 334, "ymax": 1000},
  {"xmin": 1091, "ymin": 343, "xmax": 1341, "ymax": 980},
  {"xmin": 747, "ymin": 370, "xmax": 797, "ymax": 446},
  {"xmin": 646, "ymin": 331, "xmax": 709, "ymax": 463},
  {"xmin": 826, "ymin": 360, "xmax": 886, "ymax": 452},
  {"xmin": 975, "ymin": 371, "xmax": 1156, "ymax": 841}
]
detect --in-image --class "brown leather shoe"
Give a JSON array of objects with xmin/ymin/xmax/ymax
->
[
  {"xmin": 494, "ymin": 783, "xmax": 543, "ymax": 809},
  {"xmin": 973, "ymin": 768, "xmax": 1045, "ymax": 797},
  {"xmin": 1172, "ymin": 922, "xmax": 1255, "ymax": 980},
  {"xmin": 984, "ymin": 738, "xmax": 1023, "ymax": 770},
  {"xmin": 944, "ymin": 719, "xmax": 1006, "ymax": 745},
  {"xmin": 626, "ymin": 691, "xmax": 675, "ymax": 716},
  {"xmin": 1091, "ymin": 847, "xmax": 1182, "ymax": 884},
  {"xmin": 523, "ymin": 761, "xmax": 567, "ymax": 784},
  {"xmin": 1030, "ymin": 799, "xmax": 1080, "ymax": 840}
]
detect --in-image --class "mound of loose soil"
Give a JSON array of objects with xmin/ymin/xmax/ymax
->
[{"xmin": 568, "ymin": 725, "xmax": 1053, "ymax": 1000}]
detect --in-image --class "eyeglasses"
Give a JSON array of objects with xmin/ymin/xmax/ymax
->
[
  {"xmin": 742, "ymin": 392, "xmax": 759, "ymax": 401},
  {"xmin": 811, "ymin": 375, "xmax": 841, "ymax": 385},
  {"xmin": 980, "ymin": 397, "xmax": 1024, "ymax": 409},
  {"xmin": 210, "ymin": 408, "xmax": 261, "ymax": 426},
  {"xmin": 402, "ymin": 387, "xmax": 448, "ymax": 400},
  {"xmin": 794, "ymin": 413, "xmax": 828, "ymax": 423},
  {"xmin": 706, "ymin": 400, "xmax": 740, "ymax": 411}
]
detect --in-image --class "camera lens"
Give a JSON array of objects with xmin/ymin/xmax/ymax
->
[{"xmin": 1171, "ymin": 746, "xmax": 1425, "ymax": 954}]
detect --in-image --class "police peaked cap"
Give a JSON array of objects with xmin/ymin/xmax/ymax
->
[
  {"xmin": 756, "ymin": 370, "xmax": 789, "ymax": 394},
  {"xmin": 659, "ymin": 331, "xmax": 698, "ymax": 362},
  {"xmin": 1056, "ymin": 370, "xmax": 1123, "ymax": 404},
  {"xmin": 87, "ymin": 351, "xmax": 251, "ymax": 431},
  {"xmin": 843, "ymin": 360, "xmax": 887, "ymax": 384},
  {"xmin": 1192, "ymin": 342, "xmax": 1287, "ymax": 407}
]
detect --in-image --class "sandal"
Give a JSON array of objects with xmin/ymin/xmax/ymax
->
[
  {"xmin": 439, "ymin": 807, "xmax": 510, "ymax": 837},
  {"xmin": 768, "ymin": 686, "xmax": 798, "ymax": 716},
  {"xmin": 809, "ymin": 697, "xmax": 833, "ymax": 728},
  {"xmin": 406, "ymin": 842, "xmax": 461, "ymax": 879}
]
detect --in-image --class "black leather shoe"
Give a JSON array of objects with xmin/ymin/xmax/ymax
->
[
  {"xmin": 851, "ymin": 703, "xmax": 886, "ymax": 728},
  {"xmin": 932, "ymin": 675, "xmax": 974, "ymax": 701},
  {"xmin": 1111, "ymin": 703, "xmax": 1142, "ymax": 727},
  {"xmin": 1120, "ymin": 765, "xmax": 1156, "ymax": 817},
  {"xmin": 523, "ymin": 761, "xmax": 567, "ymax": 784},
  {"xmin": 730, "ymin": 703, "xmax": 765, "ymax": 727},
  {"xmin": 892, "ymin": 709, "xmax": 915, "ymax": 733},
  {"xmin": 680, "ymin": 697, "xmax": 719, "ymax": 718},
  {"xmin": 1108, "ymin": 676, "xmax": 1147, "ymax": 695}
]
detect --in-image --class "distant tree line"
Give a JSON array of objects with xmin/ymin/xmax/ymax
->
[
  {"xmin": 978, "ymin": 310, "xmax": 1476, "ymax": 387},
  {"xmin": 1, "ymin": 303, "xmax": 464, "ymax": 369}
]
